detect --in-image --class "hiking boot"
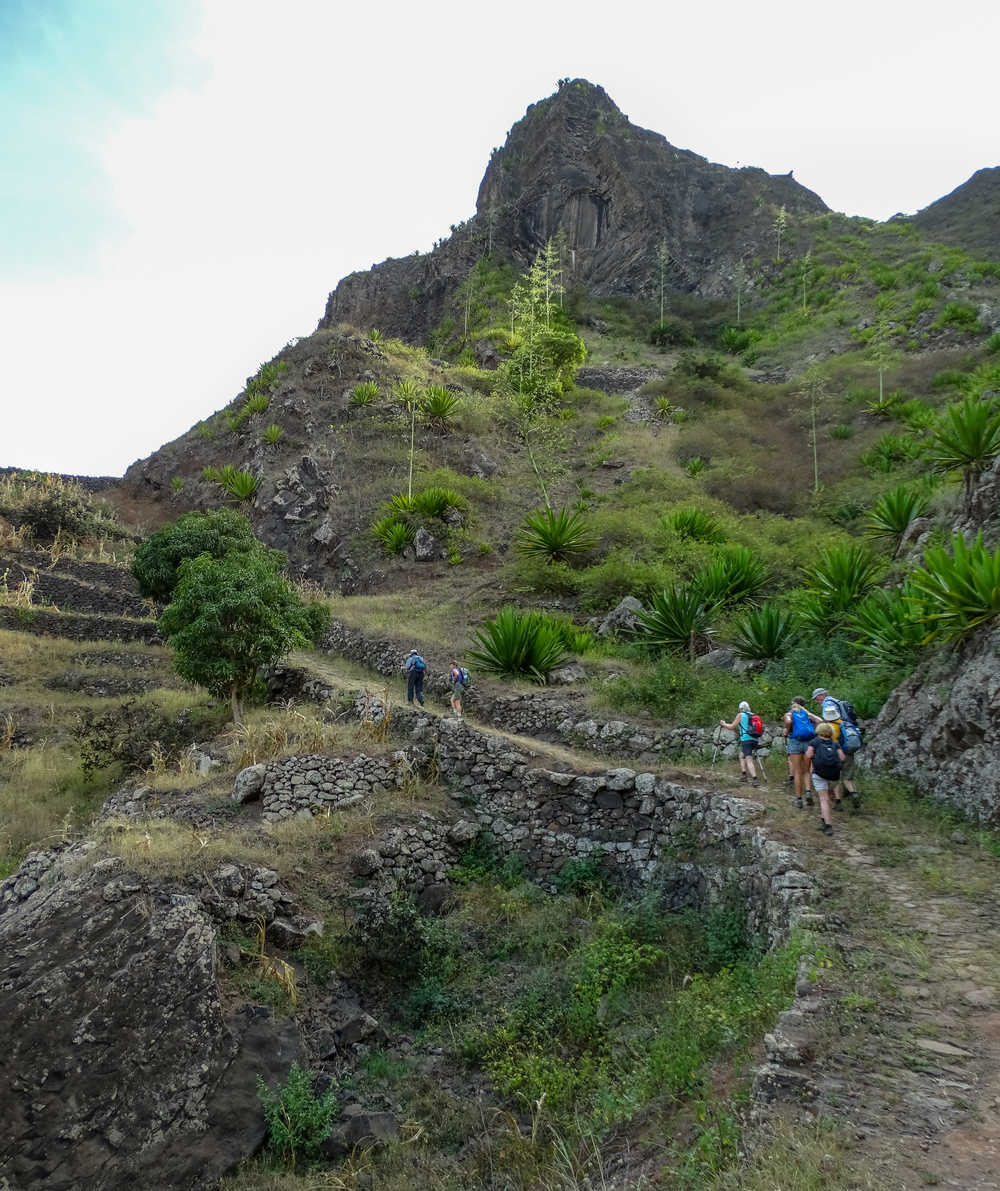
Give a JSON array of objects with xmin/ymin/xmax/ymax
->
[
  {"xmin": 786, "ymin": 774, "xmax": 795, "ymax": 785},
  {"xmin": 822, "ymin": 822, "xmax": 834, "ymax": 836},
  {"xmin": 833, "ymin": 799, "xmax": 844, "ymax": 812},
  {"xmin": 795, "ymin": 797, "xmax": 804, "ymax": 809},
  {"xmin": 739, "ymin": 773, "xmax": 748, "ymax": 783},
  {"xmin": 750, "ymin": 778, "xmax": 759, "ymax": 787},
  {"xmin": 805, "ymin": 794, "xmax": 814, "ymax": 806}
]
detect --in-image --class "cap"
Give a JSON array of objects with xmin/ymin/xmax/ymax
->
[
  {"xmin": 811, "ymin": 687, "xmax": 827, "ymax": 699},
  {"xmin": 407, "ymin": 649, "xmax": 418, "ymax": 656}
]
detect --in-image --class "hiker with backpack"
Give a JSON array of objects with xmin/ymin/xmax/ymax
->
[
  {"xmin": 812, "ymin": 687, "xmax": 863, "ymax": 810},
  {"xmin": 784, "ymin": 696, "xmax": 820, "ymax": 810},
  {"xmin": 448, "ymin": 660, "xmax": 470, "ymax": 718},
  {"xmin": 805, "ymin": 721, "xmax": 846, "ymax": 836},
  {"xmin": 402, "ymin": 649, "xmax": 427, "ymax": 706},
  {"xmin": 720, "ymin": 700, "xmax": 763, "ymax": 787}
]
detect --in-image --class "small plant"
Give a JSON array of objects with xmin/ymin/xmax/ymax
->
[
  {"xmin": 664, "ymin": 507, "xmax": 725, "ymax": 543},
  {"xmin": 261, "ymin": 423, "xmax": 284, "ymax": 445},
  {"xmin": 201, "ymin": 465, "xmax": 221, "ymax": 483},
  {"xmin": 392, "ymin": 378, "xmax": 420, "ymax": 406},
  {"xmin": 373, "ymin": 516, "xmax": 414, "ymax": 555},
  {"xmin": 412, "ymin": 487, "xmax": 466, "ymax": 518},
  {"xmin": 516, "ymin": 507, "xmax": 596, "ymax": 565},
  {"xmin": 389, "ymin": 492, "xmax": 417, "ymax": 514},
  {"xmin": 685, "ymin": 456, "xmax": 706, "ymax": 477},
  {"xmin": 170, "ymin": 476, "xmax": 185, "ymax": 494},
  {"xmin": 804, "ymin": 543, "xmax": 883, "ymax": 613},
  {"xmin": 849, "ymin": 584, "xmax": 928, "ymax": 665},
  {"xmin": 636, "ymin": 585, "xmax": 716, "ymax": 655},
  {"xmin": 652, "ymin": 395, "xmax": 676, "ymax": 421},
  {"xmin": 693, "ymin": 546, "xmax": 770, "ymax": 608},
  {"xmin": 932, "ymin": 302, "xmax": 980, "ymax": 332},
  {"xmin": 730, "ymin": 603, "xmax": 797, "ymax": 660},
  {"xmin": 244, "ymin": 392, "xmax": 271, "ymax": 416},
  {"xmin": 350, "ymin": 381, "xmax": 380, "ymax": 406},
  {"xmin": 420, "ymin": 385, "xmax": 461, "ymax": 429},
  {"xmin": 929, "ymin": 394, "xmax": 1000, "ymax": 513},
  {"xmin": 219, "ymin": 468, "xmax": 259, "ymax": 503},
  {"xmin": 908, "ymin": 532, "xmax": 1000, "ymax": 639},
  {"xmin": 369, "ymin": 328, "xmax": 383, "ymax": 343},
  {"xmin": 257, "ymin": 1062, "xmax": 336, "ymax": 1167},
  {"xmin": 861, "ymin": 432, "xmax": 921, "ymax": 474},
  {"xmin": 865, "ymin": 389, "xmax": 902, "ymax": 417},
  {"xmin": 896, "ymin": 400, "xmax": 937, "ymax": 432},
  {"xmin": 467, "ymin": 607, "xmax": 571, "ymax": 682},
  {"xmin": 828, "ymin": 423, "xmax": 853, "ymax": 440},
  {"xmin": 863, "ymin": 484, "xmax": 930, "ymax": 553}
]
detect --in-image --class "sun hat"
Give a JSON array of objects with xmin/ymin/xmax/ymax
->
[
  {"xmin": 811, "ymin": 687, "xmax": 827, "ymax": 699},
  {"xmin": 738, "ymin": 700, "xmax": 750, "ymax": 712},
  {"xmin": 822, "ymin": 704, "xmax": 840, "ymax": 721}
]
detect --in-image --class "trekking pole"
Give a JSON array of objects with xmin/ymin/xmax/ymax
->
[{"xmin": 755, "ymin": 746, "xmax": 768, "ymax": 785}]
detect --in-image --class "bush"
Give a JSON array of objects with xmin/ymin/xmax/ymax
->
[
  {"xmin": 803, "ymin": 543, "xmax": 883, "ymax": 613},
  {"xmin": 663, "ymin": 507, "xmax": 725, "ymax": 543},
  {"xmin": 257, "ymin": 1062, "xmax": 336, "ymax": 1166},
  {"xmin": 729, "ymin": 603, "xmax": 797, "ymax": 660},
  {"xmin": 693, "ymin": 546, "xmax": 770, "ymax": 608},
  {"xmin": 861, "ymin": 432, "xmax": 922, "ymax": 474},
  {"xmin": 71, "ymin": 698, "xmax": 218, "ymax": 777},
  {"xmin": 261, "ymin": 423, "xmax": 284, "ymax": 445},
  {"xmin": 649, "ymin": 318, "xmax": 695, "ymax": 347},
  {"xmin": 909, "ymin": 532, "xmax": 1000, "ymax": 639},
  {"xmin": 219, "ymin": 468, "xmax": 259, "ymax": 502},
  {"xmin": 467, "ymin": 607, "xmax": 571, "ymax": 682},
  {"xmin": 0, "ymin": 474, "xmax": 100, "ymax": 543},
  {"xmin": 373, "ymin": 516, "xmax": 414, "ymax": 555},
  {"xmin": 933, "ymin": 302, "xmax": 980, "ymax": 331},
  {"xmin": 516, "ymin": 507, "xmax": 596, "ymax": 565},
  {"xmin": 848, "ymin": 585, "xmax": 927, "ymax": 665},
  {"xmin": 132, "ymin": 509, "xmax": 265, "ymax": 602},
  {"xmin": 420, "ymin": 385, "xmax": 461, "ymax": 429},
  {"xmin": 350, "ymin": 380, "xmax": 380, "ymax": 405},
  {"xmin": 411, "ymin": 487, "xmax": 467, "ymax": 518},
  {"xmin": 863, "ymin": 484, "xmax": 930, "ymax": 550},
  {"xmin": 636, "ymin": 585, "xmax": 716, "ymax": 654}
]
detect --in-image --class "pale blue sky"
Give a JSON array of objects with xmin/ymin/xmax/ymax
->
[{"xmin": 3, "ymin": 0, "xmax": 999, "ymax": 475}]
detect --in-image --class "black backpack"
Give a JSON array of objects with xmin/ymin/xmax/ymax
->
[{"xmin": 812, "ymin": 738, "xmax": 842, "ymax": 780}]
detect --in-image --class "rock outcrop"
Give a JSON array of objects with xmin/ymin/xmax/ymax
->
[
  {"xmin": 861, "ymin": 623, "xmax": 1000, "ymax": 824},
  {"xmin": 0, "ymin": 848, "xmax": 300, "ymax": 1190},
  {"xmin": 319, "ymin": 79, "xmax": 827, "ymax": 341}
]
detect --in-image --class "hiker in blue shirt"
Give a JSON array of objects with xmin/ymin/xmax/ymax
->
[
  {"xmin": 402, "ymin": 649, "xmax": 426, "ymax": 706},
  {"xmin": 784, "ymin": 696, "xmax": 820, "ymax": 810},
  {"xmin": 720, "ymin": 700, "xmax": 761, "ymax": 787}
]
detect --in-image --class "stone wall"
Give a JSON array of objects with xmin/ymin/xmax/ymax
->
[
  {"xmin": 0, "ymin": 553, "xmax": 151, "ymax": 619},
  {"xmin": 0, "ymin": 605, "xmax": 161, "ymax": 644}
]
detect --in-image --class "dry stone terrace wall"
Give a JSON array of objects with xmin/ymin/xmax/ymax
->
[
  {"xmin": 0, "ymin": 605, "xmax": 161, "ymax": 644},
  {"xmin": 235, "ymin": 715, "xmax": 813, "ymax": 945}
]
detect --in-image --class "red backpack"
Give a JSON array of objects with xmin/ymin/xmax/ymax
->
[{"xmin": 747, "ymin": 713, "xmax": 764, "ymax": 739}]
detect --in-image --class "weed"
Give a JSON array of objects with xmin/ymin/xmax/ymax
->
[{"xmin": 257, "ymin": 1062, "xmax": 336, "ymax": 1167}]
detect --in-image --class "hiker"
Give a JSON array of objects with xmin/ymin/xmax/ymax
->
[
  {"xmin": 805, "ymin": 721, "xmax": 845, "ymax": 836},
  {"xmin": 448, "ymin": 660, "xmax": 469, "ymax": 718},
  {"xmin": 719, "ymin": 700, "xmax": 762, "ymax": 786},
  {"xmin": 812, "ymin": 687, "xmax": 863, "ymax": 810},
  {"xmin": 401, "ymin": 649, "xmax": 426, "ymax": 706},
  {"xmin": 784, "ymin": 696, "xmax": 820, "ymax": 809}
]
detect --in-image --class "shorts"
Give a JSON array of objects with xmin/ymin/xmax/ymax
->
[
  {"xmin": 452, "ymin": 683, "xmax": 466, "ymax": 698},
  {"xmin": 840, "ymin": 753, "xmax": 854, "ymax": 780},
  {"xmin": 786, "ymin": 737, "xmax": 811, "ymax": 755},
  {"xmin": 812, "ymin": 773, "xmax": 838, "ymax": 792},
  {"xmin": 740, "ymin": 740, "xmax": 756, "ymax": 757}
]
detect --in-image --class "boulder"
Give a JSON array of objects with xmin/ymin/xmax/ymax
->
[
  {"xmin": 232, "ymin": 764, "xmax": 267, "ymax": 804},
  {"xmin": 0, "ymin": 852, "xmax": 301, "ymax": 1190},
  {"xmin": 549, "ymin": 661, "xmax": 587, "ymax": 684},
  {"xmin": 695, "ymin": 648, "xmax": 736, "ymax": 671},
  {"xmin": 597, "ymin": 596, "xmax": 644, "ymax": 638},
  {"xmin": 413, "ymin": 527, "xmax": 440, "ymax": 561}
]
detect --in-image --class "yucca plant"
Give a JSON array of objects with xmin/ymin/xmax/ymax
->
[
  {"xmin": 693, "ymin": 546, "xmax": 770, "ymax": 608},
  {"xmin": 244, "ymin": 392, "xmax": 271, "ymax": 416},
  {"xmin": 864, "ymin": 390, "xmax": 902, "ymax": 417},
  {"xmin": 350, "ymin": 381, "xmax": 380, "ymax": 406},
  {"xmin": 261, "ymin": 424, "xmax": 284, "ymax": 445},
  {"xmin": 828, "ymin": 423, "xmax": 854, "ymax": 440},
  {"xmin": 804, "ymin": 543, "xmax": 883, "ymax": 613},
  {"xmin": 373, "ymin": 516, "xmax": 414, "ymax": 555},
  {"xmin": 792, "ymin": 590, "xmax": 830, "ymax": 633},
  {"xmin": 389, "ymin": 493, "xmax": 417, "ymax": 515},
  {"xmin": 636, "ymin": 585, "xmax": 716, "ymax": 655},
  {"xmin": 392, "ymin": 379, "xmax": 421, "ymax": 406},
  {"xmin": 863, "ymin": 484, "xmax": 930, "ymax": 554},
  {"xmin": 929, "ymin": 394, "xmax": 1000, "ymax": 513},
  {"xmin": 467, "ymin": 607, "xmax": 571, "ymax": 683},
  {"xmin": 412, "ymin": 487, "xmax": 466, "ymax": 518},
  {"xmin": 420, "ymin": 385, "xmax": 461, "ymax": 430},
  {"xmin": 730, "ymin": 603, "xmax": 797, "ymax": 660},
  {"xmin": 652, "ymin": 396, "xmax": 676, "ymax": 421},
  {"xmin": 861, "ymin": 432, "xmax": 921, "ymax": 474},
  {"xmin": 895, "ymin": 399, "xmax": 936, "ymax": 432},
  {"xmin": 220, "ymin": 468, "xmax": 259, "ymax": 503},
  {"xmin": 516, "ymin": 507, "xmax": 596, "ymax": 565},
  {"xmin": 201, "ymin": 466, "xmax": 221, "ymax": 483},
  {"xmin": 908, "ymin": 532, "xmax": 1000, "ymax": 639},
  {"xmin": 848, "ymin": 584, "xmax": 928, "ymax": 665},
  {"xmin": 664, "ymin": 507, "xmax": 725, "ymax": 544},
  {"xmin": 684, "ymin": 456, "xmax": 706, "ymax": 477}
]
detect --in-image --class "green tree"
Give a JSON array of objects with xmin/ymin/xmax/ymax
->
[
  {"xmin": 131, "ymin": 508, "xmax": 264, "ymax": 602},
  {"xmin": 158, "ymin": 552, "xmax": 318, "ymax": 722}
]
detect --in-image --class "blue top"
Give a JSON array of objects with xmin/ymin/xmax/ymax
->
[{"xmin": 739, "ymin": 712, "xmax": 754, "ymax": 742}]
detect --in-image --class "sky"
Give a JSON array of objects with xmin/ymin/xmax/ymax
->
[{"xmin": 3, "ymin": 0, "xmax": 999, "ymax": 477}]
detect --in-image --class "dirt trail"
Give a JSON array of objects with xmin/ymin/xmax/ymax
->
[{"xmin": 294, "ymin": 648, "xmax": 1000, "ymax": 1189}]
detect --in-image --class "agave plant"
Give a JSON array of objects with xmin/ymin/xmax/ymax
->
[
  {"xmin": 389, "ymin": 492, "xmax": 417, "ymax": 515},
  {"xmin": 693, "ymin": 546, "xmax": 770, "ymax": 608},
  {"xmin": 350, "ymin": 381, "xmax": 380, "ymax": 406},
  {"xmin": 862, "ymin": 484, "xmax": 930, "ymax": 554},
  {"xmin": 861, "ymin": 432, "xmax": 921, "ymax": 474},
  {"xmin": 848, "ymin": 584, "xmax": 928, "ymax": 665},
  {"xmin": 373, "ymin": 516, "xmax": 414, "ymax": 555},
  {"xmin": 420, "ymin": 385, "xmax": 461, "ymax": 430},
  {"xmin": 467, "ymin": 607, "xmax": 570, "ymax": 683},
  {"xmin": 908, "ymin": 532, "xmax": 1000, "ymax": 639},
  {"xmin": 929, "ymin": 394, "xmax": 1000, "ymax": 513},
  {"xmin": 412, "ymin": 487, "xmax": 466, "ymax": 518},
  {"xmin": 392, "ymin": 379, "xmax": 421, "ymax": 407},
  {"xmin": 244, "ymin": 392, "xmax": 271, "ymax": 416},
  {"xmin": 729, "ymin": 603, "xmax": 797, "ymax": 660},
  {"xmin": 684, "ymin": 456, "xmax": 706, "ymax": 477},
  {"xmin": 516, "ymin": 507, "xmax": 596, "ymax": 565},
  {"xmin": 261, "ymin": 423, "xmax": 284, "ymax": 445},
  {"xmin": 220, "ymin": 468, "xmax": 259, "ymax": 503},
  {"xmin": 663, "ymin": 507, "xmax": 725, "ymax": 543},
  {"xmin": 636, "ymin": 585, "xmax": 716, "ymax": 654},
  {"xmin": 804, "ymin": 544, "xmax": 883, "ymax": 613},
  {"xmin": 793, "ymin": 590, "xmax": 831, "ymax": 633},
  {"xmin": 201, "ymin": 465, "xmax": 221, "ymax": 483},
  {"xmin": 864, "ymin": 390, "xmax": 902, "ymax": 418}
]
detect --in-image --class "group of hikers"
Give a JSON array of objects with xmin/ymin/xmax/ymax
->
[
  {"xmin": 401, "ymin": 649, "xmax": 469, "ymax": 718},
  {"xmin": 720, "ymin": 688, "xmax": 864, "ymax": 837}
]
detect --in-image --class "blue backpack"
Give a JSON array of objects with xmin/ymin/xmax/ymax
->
[
  {"xmin": 411, "ymin": 655, "xmax": 426, "ymax": 672},
  {"xmin": 789, "ymin": 708, "xmax": 814, "ymax": 739},
  {"xmin": 839, "ymin": 719, "xmax": 863, "ymax": 753}
]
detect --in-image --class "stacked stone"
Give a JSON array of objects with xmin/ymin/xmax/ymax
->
[
  {"xmin": 365, "ymin": 818, "xmax": 479, "ymax": 886},
  {"xmin": 259, "ymin": 752, "xmax": 407, "ymax": 822}
]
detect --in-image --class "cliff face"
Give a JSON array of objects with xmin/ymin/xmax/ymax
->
[
  {"xmin": 911, "ymin": 167, "xmax": 1000, "ymax": 260},
  {"xmin": 320, "ymin": 79, "xmax": 828, "ymax": 341}
]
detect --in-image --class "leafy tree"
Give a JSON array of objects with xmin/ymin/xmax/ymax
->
[
  {"xmin": 131, "ymin": 508, "xmax": 264, "ymax": 602},
  {"xmin": 158, "ymin": 551, "xmax": 320, "ymax": 722},
  {"xmin": 929, "ymin": 394, "xmax": 1000, "ymax": 514}
]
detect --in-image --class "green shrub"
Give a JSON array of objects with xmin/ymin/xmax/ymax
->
[
  {"xmin": 350, "ymin": 380, "xmax": 380, "ymax": 405},
  {"xmin": 933, "ymin": 302, "xmax": 980, "ymax": 331},
  {"xmin": 420, "ymin": 385, "xmax": 461, "ymax": 428},
  {"xmin": 636, "ymin": 585, "xmax": 716, "ymax": 653},
  {"xmin": 848, "ymin": 585, "xmax": 927, "ymax": 665},
  {"xmin": 909, "ymin": 532, "xmax": 1000, "ymax": 639},
  {"xmin": 930, "ymin": 394, "xmax": 1000, "ymax": 508},
  {"xmin": 861, "ymin": 432, "xmax": 921, "ymax": 474},
  {"xmin": 201, "ymin": 465, "xmax": 221, "ymax": 482},
  {"xmin": 895, "ymin": 399, "xmax": 936, "ymax": 431},
  {"xmin": 663, "ymin": 507, "xmax": 725, "ymax": 543},
  {"xmin": 516, "ymin": 507, "xmax": 596, "ymax": 565},
  {"xmin": 864, "ymin": 389, "xmax": 902, "ymax": 417},
  {"xmin": 729, "ymin": 603, "xmax": 797, "ymax": 660},
  {"xmin": 244, "ymin": 392, "xmax": 270, "ymax": 416},
  {"xmin": 649, "ymin": 318, "xmax": 695, "ymax": 347},
  {"xmin": 411, "ymin": 486, "xmax": 467, "ymax": 518},
  {"xmin": 986, "ymin": 332, "xmax": 1000, "ymax": 354},
  {"xmin": 803, "ymin": 543, "xmax": 883, "ymax": 612},
  {"xmin": 132, "ymin": 508, "xmax": 264, "ymax": 602},
  {"xmin": 373, "ymin": 516, "xmax": 414, "ymax": 555},
  {"xmin": 170, "ymin": 476, "xmax": 184, "ymax": 493},
  {"xmin": 693, "ymin": 546, "xmax": 770, "ymax": 608},
  {"xmin": 449, "ymin": 831, "xmax": 525, "ymax": 888},
  {"xmin": 261, "ymin": 423, "xmax": 284, "ymax": 445},
  {"xmin": 863, "ymin": 484, "xmax": 930, "ymax": 550},
  {"xmin": 219, "ymin": 468, "xmax": 259, "ymax": 502},
  {"xmin": 0, "ymin": 474, "xmax": 98, "ymax": 543},
  {"xmin": 467, "ymin": 607, "xmax": 571, "ymax": 682},
  {"xmin": 718, "ymin": 326, "xmax": 761, "ymax": 355},
  {"xmin": 685, "ymin": 456, "xmax": 706, "ymax": 476},
  {"xmin": 828, "ymin": 423, "xmax": 853, "ymax": 440},
  {"xmin": 257, "ymin": 1062, "xmax": 336, "ymax": 1166}
]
